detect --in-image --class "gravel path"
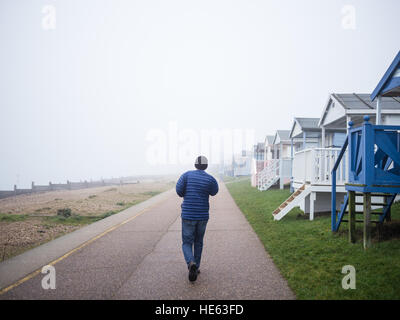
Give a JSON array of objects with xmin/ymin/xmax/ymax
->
[{"xmin": 0, "ymin": 182, "xmax": 295, "ymax": 300}]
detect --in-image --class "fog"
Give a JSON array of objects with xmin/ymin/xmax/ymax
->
[{"xmin": 0, "ymin": 0, "xmax": 399, "ymax": 189}]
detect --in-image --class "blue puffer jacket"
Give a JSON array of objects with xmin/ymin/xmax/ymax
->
[{"xmin": 176, "ymin": 170, "xmax": 219, "ymax": 220}]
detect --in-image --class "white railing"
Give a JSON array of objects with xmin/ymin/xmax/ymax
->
[
  {"xmin": 257, "ymin": 159, "xmax": 280, "ymax": 190},
  {"xmin": 281, "ymin": 158, "xmax": 292, "ymax": 181},
  {"xmin": 252, "ymin": 160, "xmax": 266, "ymax": 187},
  {"xmin": 292, "ymin": 148, "xmax": 348, "ymax": 185}
]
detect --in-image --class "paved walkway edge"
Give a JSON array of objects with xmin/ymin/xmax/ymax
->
[{"xmin": 0, "ymin": 188, "xmax": 175, "ymax": 290}]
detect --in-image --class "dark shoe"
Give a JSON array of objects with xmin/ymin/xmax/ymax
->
[{"xmin": 188, "ymin": 261, "xmax": 198, "ymax": 282}]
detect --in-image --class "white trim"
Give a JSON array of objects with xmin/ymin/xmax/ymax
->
[
  {"xmin": 309, "ymin": 192, "xmax": 316, "ymax": 221},
  {"xmin": 376, "ymin": 96, "xmax": 381, "ymax": 125},
  {"xmin": 346, "ymin": 109, "xmax": 400, "ymax": 114}
]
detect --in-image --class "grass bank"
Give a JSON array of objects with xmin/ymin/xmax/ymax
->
[
  {"xmin": 0, "ymin": 184, "xmax": 171, "ymax": 262},
  {"xmin": 226, "ymin": 178, "xmax": 400, "ymax": 299}
]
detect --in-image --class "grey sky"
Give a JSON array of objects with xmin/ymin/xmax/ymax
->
[{"xmin": 0, "ymin": 0, "xmax": 399, "ymax": 189}]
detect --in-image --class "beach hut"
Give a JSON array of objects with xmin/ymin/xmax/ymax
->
[
  {"xmin": 233, "ymin": 150, "xmax": 252, "ymax": 177},
  {"xmin": 251, "ymin": 142, "xmax": 266, "ymax": 187},
  {"xmin": 257, "ymin": 130, "xmax": 291, "ymax": 190},
  {"xmin": 274, "ymin": 92, "xmax": 400, "ymax": 221},
  {"xmin": 331, "ymin": 51, "xmax": 400, "ymax": 248}
]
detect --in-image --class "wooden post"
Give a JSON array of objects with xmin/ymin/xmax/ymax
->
[
  {"xmin": 279, "ymin": 143, "xmax": 283, "ymax": 189},
  {"xmin": 309, "ymin": 192, "xmax": 315, "ymax": 221},
  {"xmin": 376, "ymin": 95, "xmax": 382, "ymax": 125},
  {"xmin": 348, "ymin": 191, "xmax": 356, "ymax": 243},
  {"xmin": 346, "ymin": 115, "xmax": 352, "ymax": 135},
  {"xmin": 377, "ymin": 222, "xmax": 383, "ymax": 242},
  {"xmin": 385, "ymin": 195, "xmax": 392, "ymax": 222},
  {"xmin": 363, "ymin": 193, "xmax": 372, "ymax": 249},
  {"xmin": 310, "ymin": 149, "xmax": 316, "ymax": 184},
  {"xmin": 290, "ymin": 138, "xmax": 294, "ymax": 193}
]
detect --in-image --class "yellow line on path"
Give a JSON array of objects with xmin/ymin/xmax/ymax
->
[{"xmin": 0, "ymin": 198, "xmax": 166, "ymax": 296}]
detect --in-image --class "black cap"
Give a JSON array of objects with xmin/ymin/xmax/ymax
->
[{"xmin": 195, "ymin": 156, "xmax": 208, "ymax": 170}]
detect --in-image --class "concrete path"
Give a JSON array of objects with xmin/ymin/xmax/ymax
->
[{"xmin": 0, "ymin": 182, "xmax": 295, "ymax": 300}]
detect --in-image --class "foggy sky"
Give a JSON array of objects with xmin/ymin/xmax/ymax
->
[{"xmin": 0, "ymin": 0, "xmax": 399, "ymax": 189}]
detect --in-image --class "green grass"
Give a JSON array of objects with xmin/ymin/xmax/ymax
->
[
  {"xmin": 0, "ymin": 213, "xmax": 30, "ymax": 222},
  {"xmin": 141, "ymin": 191, "xmax": 162, "ymax": 197},
  {"xmin": 1, "ymin": 188, "xmax": 168, "ymax": 262},
  {"xmin": 43, "ymin": 211, "xmax": 119, "ymax": 226},
  {"xmin": 43, "ymin": 215, "xmax": 104, "ymax": 225},
  {"xmin": 226, "ymin": 178, "xmax": 400, "ymax": 300},
  {"xmin": 222, "ymin": 175, "xmax": 250, "ymax": 184},
  {"xmin": 0, "ymin": 211, "xmax": 118, "ymax": 226}
]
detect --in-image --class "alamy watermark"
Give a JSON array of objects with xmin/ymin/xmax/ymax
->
[
  {"xmin": 42, "ymin": 4, "xmax": 56, "ymax": 30},
  {"xmin": 41, "ymin": 265, "xmax": 56, "ymax": 290},
  {"xmin": 145, "ymin": 122, "xmax": 255, "ymax": 166},
  {"xmin": 341, "ymin": 265, "xmax": 356, "ymax": 290},
  {"xmin": 341, "ymin": 5, "xmax": 356, "ymax": 30}
]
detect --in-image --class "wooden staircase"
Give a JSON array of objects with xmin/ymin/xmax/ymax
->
[
  {"xmin": 257, "ymin": 159, "xmax": 279, "ymax": 191},
  {"xmin": 273, "ymin": 184, "xmax": 311, "ymax": 221},
  {"xmin": 333, "ymin": 192, "xmax": 395, "ymax": 232},
  {"xmin": 259, "ymin": 176, "xmax": 279, "ymax": 191}
]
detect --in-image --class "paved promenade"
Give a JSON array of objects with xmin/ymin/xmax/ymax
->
[{"xmin": 0, "ymin": 182, "xmax": 295, "ymax": 300}]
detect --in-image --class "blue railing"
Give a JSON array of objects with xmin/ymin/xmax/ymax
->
[
  {"xmin": 331, "ymin": 131, "xmax": 349, "ymax": 232},
  {"xmin": 331, "ymin": 116, "xmax": 400, "ymax": 232},
  {"xmin": 347, "ymin": 118, "xmax": 400, "ymax": 192}
]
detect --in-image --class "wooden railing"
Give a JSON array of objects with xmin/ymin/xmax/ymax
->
[
  {"xmin": 256, "ymin": 159, "xmax": 280, "ymax": 190},
  {"xmin": 293, "ymin": 148, "xmax": 348, "ymax": 185}
]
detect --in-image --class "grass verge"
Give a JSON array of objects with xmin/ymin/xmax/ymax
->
[
  {"xmin": 0, "ymin": 213, "xmax": 30, "ymax": 222},
  {"xmin": 226, "ymin": 178, "xmax": 400, "ymax": 299},
  {"xmin": 0, "ymin": 187, "xmax": 168, "ymax": 262},
  {"xmin": 43, "ymin": 211, "xmax": 118, "ymax": 226}
]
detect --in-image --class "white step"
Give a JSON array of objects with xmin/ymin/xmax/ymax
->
[
  {"xmin": 258, "ymin": 176, "xmax": 279, "ymax": 191},
  {"xmin": 273, "ymin": 185, "xmax": 311, "ymax": 221}
]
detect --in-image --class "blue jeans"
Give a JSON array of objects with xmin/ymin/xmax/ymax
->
[{"xmin": 181, "ymin": 219, "xmax": 208, "ymax": 269}]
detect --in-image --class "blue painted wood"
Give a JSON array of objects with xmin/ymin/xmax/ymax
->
[
  {"xmin": 380, "ymin": 195, "xmax": 396, "ymax": 223},
  {"xmin": 371, "ymin": 50, "xmax": 400, "ymax": 100},
  {"xmin": 346, "ymin": 117, "xmax": 400, "ymax": 193},
  {"xmin": 333, "ymin": 192, "xmax": 349, "ymax": 232},
  {"xmin": 331, "ymin": 133, "xmax": 349, "ymax": 232},
  {"xmin": 381, "ymin": 77, "xmax": 400, "ymax": 96},
  {"xmin": 331, "ymin": 117, "xmax": 399, "ymax": 232},
  {"xmin": 331, "ymin": 170, "xmax": 337, "ymax": 232}
]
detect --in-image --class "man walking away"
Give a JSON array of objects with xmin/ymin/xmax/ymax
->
[{"xmin": 176, "ymin": 155, "xmax": 219, "ymax": 282}]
